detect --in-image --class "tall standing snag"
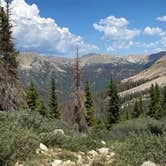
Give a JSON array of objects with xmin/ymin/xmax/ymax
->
[{"xmin": 73, "ymin": 48, "xmax": 87, "ymax": 133}]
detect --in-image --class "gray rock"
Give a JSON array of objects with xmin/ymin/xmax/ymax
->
[
  {"xmin": 87, "ymin": 150, "xmax": 98, "ymax": 158},
  {"xmin": 40, "ymin": 143, "xmax": 48, "ymax": 152},
  {"xmin": 61, "ymin": 160, "xmax": 76, "ymax": 166},
  {"xmin": 101, "ymin": 140, "xmax": 106, "ymax": 145},
  {"xmin": 53, "ymin": 129, "xmax": 65, "ymax": 135},
  {"xmin": 51, "ymin": 160, "xmax": 63, "ymax": 166},
  {"xmin": 97, "ymin": 147, "xmax": 109, "ymax": 155},
  {"xmin": 141, "ymin": 161, "xmax": 157, "ymax": 166}
]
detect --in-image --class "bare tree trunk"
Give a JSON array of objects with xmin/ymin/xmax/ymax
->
[{"xmin": 73, "ymin": 47, "xmax": 87, "ymax": 133}]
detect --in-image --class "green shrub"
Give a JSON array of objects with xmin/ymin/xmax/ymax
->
[
  {"xmin": 40, "ymin": 132, "xmax": 102, "ymax": 152},
  {"xmin": 109, "ymin": 117, "xmax": 164, "ymax": 141},
  {"xmin": 0, "ymin": 110, "xmax": 67, "ymax": 165},
  {"xmin": 57, "ymin": 150, "xmax": 78, "ymax": 162},
  {"xmin": 65, "ymin": 136, "xmax": 102, "ymax": 152},
  {"xmin": 40, "ymin": 132, "xmax": 70, "ymax": 148},
  {"xmin": 114, "ymin": 132, "xmax": 166, "ymax": 166},
  {"xmin": 92, "ymin": 155, "xmax": 109, "ymax": 166},
  {"xmin": 0, "ymin": 124, "xmax": 39, "ymax": 166},
  {"xmin": 0, "ymin": 110, "xmax": 68, "ymax": 133}
]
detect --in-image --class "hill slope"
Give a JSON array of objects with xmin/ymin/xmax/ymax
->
[{"xmin": 120, "ymin": 55, "xmax": 166, "ymax": 97}]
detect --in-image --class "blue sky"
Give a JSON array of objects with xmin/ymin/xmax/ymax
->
[{"xmin": 5, "ymin": 0, "xmax": 166, "ymax": 56}]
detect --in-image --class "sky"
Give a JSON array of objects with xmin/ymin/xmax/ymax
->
[{"xmin": 2, "ymin": 0, "xmax": 166, "ymax": 56}]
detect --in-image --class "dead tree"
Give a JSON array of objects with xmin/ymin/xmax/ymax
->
[{"xmin": 73, "ymin": 47, "xmax": 87, "ymax": 133}]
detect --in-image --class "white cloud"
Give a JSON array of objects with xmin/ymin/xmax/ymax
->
[
  {"xmin": 93, "ymin": 16, "xmax": 140, "ymax": 52},
  {"xmin": 144, "ymin": 26, "xmax": 165, "ymax": 36},
  {"xmin": 2, "ymin": 0, "xmax": 98, "ymax": 55},
  {"xmin": 157, "ymin": 16, "xmax": 166, "ymax": 22},
  {"xmin": 135, "ymin": 36, "xmax": 166, "ymax": 53}
]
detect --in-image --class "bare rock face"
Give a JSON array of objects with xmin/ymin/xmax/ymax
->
[{"xmin": 141, "ymin": 161, "xmax": 158, "ymax": 166}]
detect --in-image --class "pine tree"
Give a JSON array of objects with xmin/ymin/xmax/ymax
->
[
  {"xmin": 36, "ymin": 99, "xmax": 47, "ymax": 116},
  {"xmin": 148, "ymin": 84, "xmax": 156, "ymax": 117},
  {"xmin": 84, "ymin": 81, "xmax": 96, "ymax": 127},
  {"xmin": 49, "ymin": 78, "xmax": 59, "ymax": 119},
  {"xmin": 162, "ymin": 86, "xmax": 166, "ymax": 112},
  {"xmin": 148, "ymin": 84, "xmax": 163, "ymax": 119},
  {"xmin": 0, "ymin": 1, "xmax": 18, "ymax": 78},
  {"xmin": 132, "ymin": 100, "xmax": 140, "ymax": 118},
  {"xmin": 0, "ymin": 1, "xmax": 23, "ymax": 110},
  {"xmin": 139, "ymin": 96, "xmax": 143, "ymax": 114},
  {"xmin": 153, "ymin": 83, "xmax": 163, "ymax": 119},
  {"xmin": 107, "ymin": 77, "xmax": 120, "ymax": 128},
  {"xmin": 26, "ymin": 81, "xmax": 38, "ymax": 111}
]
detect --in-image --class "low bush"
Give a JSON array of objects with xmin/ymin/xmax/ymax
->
[
  {"xmin": 40, "ymin": 131, "xmax": 103, "ymax": 152},
  {"xmin": 0, "ymin": 110, "xmax": 67, "ymax": 165},
  {"xmin": 114, "ymin": 132, "xmax": 166, "ymax": 166},
  {"xmin": 0, "ymin": 123, "xmax": 39, "ymax": 166},
  {"xmin": 109, "ymin": 117, "xmax": 164, "ymax": 141},
  {"xmin": 57, "ymin": 150, "xmax": 78, "ymax": 162},
  {"xmin": 0, "ymin": 110, "xmax": 68, "ymax": 133}
]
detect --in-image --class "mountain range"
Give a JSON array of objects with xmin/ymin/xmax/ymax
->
[{"xmin": 18, "ymin": 51, "xmax": 166, "ymax": 100}]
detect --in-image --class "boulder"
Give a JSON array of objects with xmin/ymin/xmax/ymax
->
[
  {"xmin": 51, "ymin": 160, "xmax": 63, "ymax": 166},
  {"xmin": 53, "ymin": 129, "xmax": 65, "ymax": 135},
  {"xmin": 141, "ymin": 161, "xmax": 157, "ymax": 166},
  {"xmin": 110, "ymin": 152, "xmax": 115, "ymax": 157},
  {"xmin": 101, "ymin": 140, "xmax": 106, "ymax": 145},
  {"xmin": 61, "ymin": 160, "xmax": 76, "ymax": 166},
  {"xmin": 97, "ymin": 147, "xmax": 109, "ymax": 155},
  {"xmin": 87, "ymin": 150, "xmax": 98, "ymax": 158},
  {"xmin": 40, "ymin": 143, "xmax": 48, "ymax": 152},
  {"xmin": 14, "ymin": 162, "xmax": 24, "ymax": 166},
  {"xmin": 36, "ymin": 149, "xmax": 40, "ymax": 154}
]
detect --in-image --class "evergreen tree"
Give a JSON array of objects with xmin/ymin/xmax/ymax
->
[
  {"xmin": 162, "ymin": 86, "xmax": 166, "ymax": 112},
  {"xmin": 36, "ymin": 99, "xmax": 47, "ymax": 116},
  {"xmin": 107, "ymin": 77, "xmax": 120, "ymax": 128},
  {"xmin": 153, "ymin": 83, "xmax": 163, "ymax": 119},
  {"xmin": 26, "ymin": 81, "xmax": 38, "ymax": 111},
  {"xmin": 0, "ymin": 1, "xmax": 23, "ymax": 110},
  {"xmin": 84, "ymin": 81, "xmax": 96, "ymax": 127},
  {"xmin": 148, "ymin": 84, "xmax": 155, "ymax": 117},
  {"xmin": 148, "ymin": 84, "xmax": 163, "ymax": 119},
  {"xmin": 49, "ymin": 78, "xmax": 59, "ymax": 119},
  {"xmin": 132, "ymin": 100, "xmax": 140, "ymax": 118},
  {"xmin": 139, "ymin": 96, "xmax": 143, "ymax": 114},
  {"xmin": 0, "ymin": 1, "xmax": 18, "ymax": 78}
]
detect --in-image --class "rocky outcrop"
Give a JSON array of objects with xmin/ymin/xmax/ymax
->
[{"xmin": 35, "ymin": 144, "xmax": 115, "ymax": 166}]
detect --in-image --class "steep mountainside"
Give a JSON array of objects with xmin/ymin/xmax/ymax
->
[
  {"xmin": 18, "ymin": 51, "xmax": 166, "ymax": 99},
  {"xmin": 120, "ymin": 54, "xmax": 166, "ymax": 97}
]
